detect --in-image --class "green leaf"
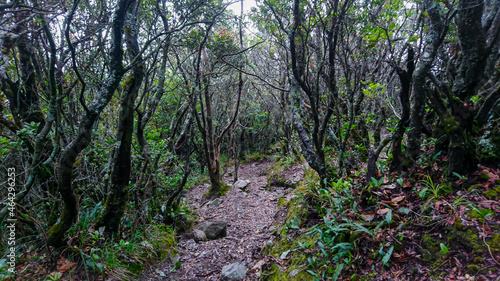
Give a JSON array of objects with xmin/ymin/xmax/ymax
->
[
  {"xmin": 170, "ymin": 261, "xmax": 182, "ymax": 272},
  {"xmin": 419, "ymin": 188, "xmax": 428, "ymax": 198},
  {"xmin": 306, "ymin": 270, "xmax": 320, "ymax": 277},
  {"xmin": 396, "ymin": 178, "xmax": 403, "ymax": 186},
  {"xmin": 439, "ymin": 243, "xmax": 449, "ymax": 254},
  {"xmin": 332, "ymin": 263, "xmax": 346, "ymax": 280},
  {"xmin": 398, "ymin": 207, "xmax": 410, "ymax": 214},
  {"xmin": 385, "ymin": 209, "xmax": 392, "ymax": 224},
  {"xmin": 382, "ymin": 246, "xmax": 394, "ymax": 266},
  {"xmin": 280, "ymin": 250, "xmax": 291, "ymax": 259}
]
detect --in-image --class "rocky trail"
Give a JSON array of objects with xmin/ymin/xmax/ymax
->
[{"xmin": 139, "ymin": 160, "xmax": 305, "ymax": 281}]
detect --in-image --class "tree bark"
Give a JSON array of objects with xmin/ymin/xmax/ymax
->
[
  {"xmin": 389, "ymin": 46, "xmax": 414, "ymax": 174},
  {"xmin": 406, "ymin": 0, "xmax": 445, "ymax": 165},
  {"xmin": 96, "ymin": 0, "xmax": 143, "ymax": 234},
  {"xmin": 47, "ymin": 0, "xmax": 132, "ymax": 247}
]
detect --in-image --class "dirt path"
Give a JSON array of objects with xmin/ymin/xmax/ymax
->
[{"xmin": 138, "ymin": 160, "xmax": 304, "ymax": 281}]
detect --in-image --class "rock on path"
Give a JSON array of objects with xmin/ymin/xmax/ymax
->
[{"xmin": 138, "ymin": 161, "xmax": 303, "ymax": 281}]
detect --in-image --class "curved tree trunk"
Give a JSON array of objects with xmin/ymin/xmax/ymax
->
[
  {"xmin": 406, "ymin": 0, "xmax": 445, "ymax": 165},
  {"xmin": 47, "ymin": 0, "xmax": 132, "ymax": 247},
  {"xmin": 389, "ymin": 47, "xmax": 414, "ymax": 174},
  {"xmin": 96, "ymin": 0, "xmax": 144, "ymax": 233}
]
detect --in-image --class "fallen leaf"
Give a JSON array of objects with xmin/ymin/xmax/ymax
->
[
  {"xmin": 447, "ymin": 213, "xmax": 458, "ymax": 225},
  {"xmin": 381, "ymin": 183, "xmax": 398, "ymax": 190},
  {"xmin": 377, "ymin": 208, "xmax": 390, "ymax": 215},
  {"xmin": 435, "ymin": 200, "xmax": 445, "ymax": 210},
  {"xmin": 252, "ymin": 259, "xmax": 266, "ymax": 270},
  {"xmin": 392, "ymin": 196, "xmax": 406, "ymax": 203},
  {"xmin": 381, "ymin": 200, "xmax": 398, "ymax": 206},
  {"xmin": 361, "ymin": 212, "xmax": 375, "ymax": 221}
]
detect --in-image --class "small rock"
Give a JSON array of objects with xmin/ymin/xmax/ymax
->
[
  {"xmin": 290, "ymin": 269, "xmax": 299, "ymax": 277},
  {"xmin": 209, "ymin": 198, "xmax": 223, "ymax": 207},
  {"xmin": 234, "ymin": 180, "xmax": 249, "ymax": 190},
  {"xmin": 155, "ymin": 269, "xmax": 166, "ymax": 277},
  {"xmin": 199, "ymin": 221, "xmax": 227, "ymax": 240},
  {"xmin": 186, "ymin": 239, "xmax": 196, "ymax": 249},
  {"xmin": 221, "ymin": 262, "xmax": 247, "ymax": 281},
  {"xmin": 192, "ymin": 229, "xmax": 207, "ymax": 242}
]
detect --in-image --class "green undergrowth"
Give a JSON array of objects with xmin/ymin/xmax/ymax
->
[
  {"xmin": 261, "ymin": 158, "xmax": 500, "ymax": 280},
  {"xmin": 263, "ymin": 167, "xmax": 373, "ymax": 280},
  {"xmin": 66, "ymin": 212, "xmax": 178, "ymax": 280},
  {"xmin": 265, "ymin": 157, "xmax": 302, "ymax": 190},
  {"xmin": 0, "ymin": 201, "xmax": 181, "ymax": 281},
  {"xmin": 420, "ymin": 222, "xmax": 500, "ymax": 276}
]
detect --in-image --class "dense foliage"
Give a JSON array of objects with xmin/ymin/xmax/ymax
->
[{"xmin": 0, "ymin": 0, "xmax": 499, "ymax": 279}]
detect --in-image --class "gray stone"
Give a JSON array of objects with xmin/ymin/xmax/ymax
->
[
  {"xmin": 192, "ymin": 229, "xmax": 207, "ymax": 242},
  {"xmin": 220, "ymin": 262, "xmax": 247, "ymax": 281},
  {"xmin": 289, "ymin": 269, "xmax": 299, "ymax": 277},
  {"xmin": 233, "ymin": 180, "xmax": 249, "ymax": 190},
  {"xmin": 209, "ymin": 198, "xmax": 223, "ymax": 207},
  {"xmin": 198, "ymin": 221, "xmax": 227, "ymax": 240},
  {"xmin": 186, "ymin": 239, "xmax": 196, "ymax": 249}
]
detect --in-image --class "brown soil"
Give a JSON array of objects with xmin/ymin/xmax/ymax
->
[{"xmin": 138, "ymin": 160, "xmax": 305, "ymax": 281}]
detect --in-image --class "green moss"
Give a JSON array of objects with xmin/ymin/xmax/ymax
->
[
  {"xmin": 218, "ymin": 182, "xmax": 232, "ymax": 196},
  {"xmin": 479, "ymin": 172, "xmax": 490, "ymax": 181},
  {"xmin": 483, "ymin": 189, "xmax": 498, "ymax": 199},
  {"xmin": 207, "ymin": 181, "xmax": 232, "ymax": 196},
  {"xmin": 246, "ymin": 152, "xmax": 266, "ymax": 162},
  {"xmin": 266, "ymin": 160, "xmax": 286, "ymax": 189},
  {"xmin": 126, "ymin": 262, "xmax": 143, "ymax": 274},
  {"xmin": 490, "ymin": 234, "xmax": 500, "ymax": 253},
  {"xmin": 268, "ymin": 173, "xmax": 297, "ymax": 189},
  {"xmin": 468, "ymin": 184, "xmax": 483, "ymax": 192},
  {"xmin": 438, "ymin": 182, "xmax": 453, "ymax": 196},
  {"xmin": 468, "ymin": 210, "xmax": 481, "ymax": 219},
  {"xmin": 454, "ymin": 217, "xmax": 466, "ymax": 231},
  {"xmin": 263, "ymin": 232, "xmax": 320, "ymax": 281},
  {"xmin": 496, "ymin": 179, "xmax": 500, "ymax": 184},
  {"xmin": 494, "ymin": 185, "xmax": 500, "ymax": 193},
  {"xmin": 277, "ymin": 197, "xmax": 287, "ymax": 207},
  {"xmin": 467, "ymin": 264, "xmax": 480, "ymax": 273},
  {"xmin": 473, "ymin": 257, "xmax": 484, "ymax": 263},
  {"xmin": 149, "ymin": 229, "xmax": 177, "ymax": 261},
  {"xmin": 422, "ymin": 234, "xmax": 439, "ymax": 262},
  {"xmin": 420, "ymin": 226, "xmax": 488, "ymax": 270}
]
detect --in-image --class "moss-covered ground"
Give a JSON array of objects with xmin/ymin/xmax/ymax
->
[{"xmin": 260, "ymin": 158, "xmax": 500, "ymax": 280}]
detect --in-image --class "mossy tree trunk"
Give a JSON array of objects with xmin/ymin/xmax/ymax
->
[
  {"xmin": 406, "ymin": 0, "xmax": 445, "ymax": 166},
  {"xmin": 285, "ymin": 0, "xmax": 351, "ymax": 186},
  {"xmin": 389, "ymin": 46, "xmax": 414, "ymax": 174},
  {"xmin": 96, "ymin": 0, "xmax": 144, "ymax": 234},
  {"xmin": 414, "ymin": 0, "xmax": 499, "ymax": 177},
  {"xmin": 0, "ymin": 13, "xmax": 57, "ymax": 223},
  {"xmin": 47, "ymin": 0, "xmax": 132, "ymax": 247}
]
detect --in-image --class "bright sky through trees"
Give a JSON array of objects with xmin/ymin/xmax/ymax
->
[{"xmin": 227, "ymin": 0, "xmax": 257, "ymax": 16}]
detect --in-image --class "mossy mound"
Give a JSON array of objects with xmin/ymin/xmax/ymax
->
[
  {"xmin": 245, "ymin": 152, "xmax": 268, "ymax": 162},
  {"xmin": 265, "ymin": 159, "xmax": 300, "ymax": 189},
  {"xmin": 419, "ymin": 225, "xmax": 500, "ymax": 274},
  {"xmin": 262, "ymin": 231, "xmax": 320, "ymax": 281},
  {"xmin": 483, "ymin": 189, "xmax": 498, "ymax": 199},
  {"xmin": 468, "ymin": 184, "xmax": 483, "ymax": 192},
  {"xmin": 262, "ymin": 176, "xmax": 320, "ymax": 280},
  {"xmin": 207, "ymin": 181, "xmax": 232, "ymax": 197}
]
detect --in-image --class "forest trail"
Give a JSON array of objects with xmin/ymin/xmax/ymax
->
[{"xmin": 139, "ymin": 160, "xmax": 306, "ymax": 281}]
